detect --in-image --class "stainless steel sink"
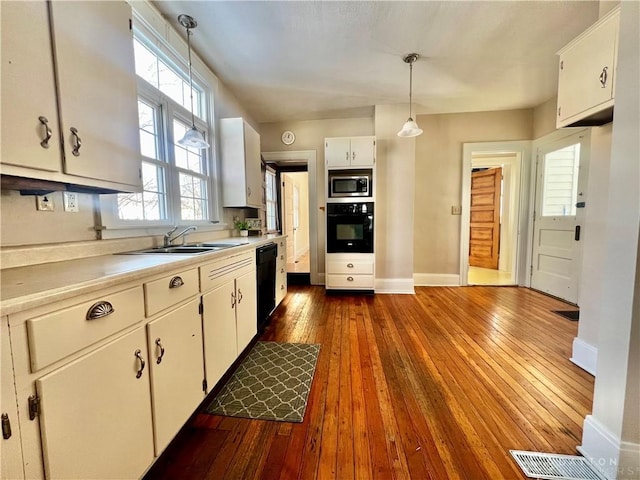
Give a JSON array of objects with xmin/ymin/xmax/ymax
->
[
  {"xmin": 120, "ymin": 246, "xmax": 221, "ymax": 255},
  {"xmin": 118, "ymin": 242, "xmax": 248, "ymax": 255}
]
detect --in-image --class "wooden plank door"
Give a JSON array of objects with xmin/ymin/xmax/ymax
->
[{"xmin": 469, "ymin": 167, "xmax": 502, "ymax": 269}]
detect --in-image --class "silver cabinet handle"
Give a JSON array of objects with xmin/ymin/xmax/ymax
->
[
  {"xmin": 231, "ymin": 291, "xmax": 236, "ymax": 308},
  {"xmin": 281, "ymin": 268, "xmax": 285, "ymax": 273},
  {"xmin": 2, "ymin": 413, "xmax": 11, "ymax": 439},
  {"xmin": 155, "ymin": 338, "xmax": 165, "ymax": 364},
  {"xmin": 281, "ymin": 284, "xmax": 285, "ymax": 290},
  {"xmin": 134, "ymin": 349, "xmax": 146, "ymax": 379},
  {"xmin": 38, "ymin": 116, "xmax": 52, "ymax": 149},
  {"xmin": 169, "ymin": 276, "xmax": 184, "ymax": 289},
  {"xmin": 347, "ymin": 276, "xmax": 354, "ymax": 282},
  {"xmin": 347, "ymin": 263, "xmax": 354, "ymax": 268},
  {"xmin": 86, "ymin": 301, "xmax": 114, "ymax": 320},
  {"xmin": 70, "ymin": 127, "xmax": 82, "ymax": 157},
  {"xmin": 352, "ymin": 151, "xmax": 356, "ymax": 161},
  {"xmin": 280, "ymin": 255, "xmax": 284, "ymax": 260},
  {"xmin": 345, "ymin": 151, "xmax": 349, "ymax": 161},
  {"xmin": 599, "ymin": 66, "xmax": 608, "ymax": 88},
  {"xmin": 237, "ymin": 289, "xmax": 243, "ymax": 304}
]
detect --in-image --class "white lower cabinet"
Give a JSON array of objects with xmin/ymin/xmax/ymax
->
[
  {"xmin": 36, "ymin": 327, "xmax": 154, "ymax": 480},
  {"xmin": 147, "ymin": 299, "xmax": 204, "ymax": 455},
  {"xmin": 201, "ymin": 251, "xmax": 257, "ymax": 390},
  {"xmin": 275, "ymin": 238, "xmax": 288, "ymax": 306},
  {"xmin": 2, "ymin": 317, "xmax": 24, "ymax": 480},
  {"xmin": 325, "ymin": 253, "xmax": 375, "ymax": 290}
]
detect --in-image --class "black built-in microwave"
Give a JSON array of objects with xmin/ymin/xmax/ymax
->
[{"xmin": 328, "ymin": 171, "xmax": 371, "ymax": 198}]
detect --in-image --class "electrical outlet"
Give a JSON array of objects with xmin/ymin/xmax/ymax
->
[
  {"xmin": 36, "ymin": 195, "xmax": 54, "ymax": 212},
  {"xmin": 451, "ymin": 205, "xmax": 462, "ymax": 215},
  {"xmin": 63, "ymin": 192, "xmax": 79, "ymax": 212}
]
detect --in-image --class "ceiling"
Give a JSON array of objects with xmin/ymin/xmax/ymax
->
[{"xmin": 152, "ymin": 1, "xmax": 600, "ymax": 124}]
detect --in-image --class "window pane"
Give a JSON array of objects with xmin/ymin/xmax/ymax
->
[
  {"xmin": 142, "ymin": 192, "xmax": 162, "ymax": 221},
  {"xmin": 542, "ymin": 143, "xmax": 581, "ymax": 216},
  {"xmin": 134, "ymin": 40, "xmax": 159, "ymax": 88},
  {"xmin": 138, "ymin": 100, "xmax": 160, "ymax": 161},
  {"xmin": 117, "ymin": 193, "xmax": 144, "ymax": 220},
  {"xmin": 179, "ymin": 173, "xmax": 207, "ymax": 221},
  {"xmin": 139, "ymin": 131, "xmax": 157, "ymax": 159},
  {"xmin": 158, "ymin": 60, "xmax": 185, "ymax": 107}
]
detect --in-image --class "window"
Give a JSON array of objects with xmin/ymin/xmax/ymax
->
[
  {"xmin": 541, "ymin": 143, "xmax": 581, "ymax": 216},
  {"xmin": 265, "ymin": 168, "xmax": 278, "ymax": 232},
  {"xmin": 101, "ymin": 32, "xmax": 217, "ymax": 231}
]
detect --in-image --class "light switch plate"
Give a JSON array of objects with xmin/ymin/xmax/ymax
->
[
  {"xmin": 451, "ymin": 205, "xmax": 462, "ymax": 215},
  {"xmin": 36, "ymin": 195, "xmax": 54, "ymax": 211}
]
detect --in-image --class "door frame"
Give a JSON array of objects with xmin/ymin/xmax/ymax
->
[
  {"xmin": 460, "ymin": 141, "xmax": 532, "ymax": 286},
  {"xmin": 262, "ymin": 150, "xmax": 321, "ymax": 284}
]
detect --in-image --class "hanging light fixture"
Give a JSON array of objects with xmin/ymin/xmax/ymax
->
[
  {"xmin": 177, "ymin": 14, "xmax": 209, "ymax": 149},
  {"xmin": 397, "ymin": 53, "xmax": 423, "ymax": 138}
]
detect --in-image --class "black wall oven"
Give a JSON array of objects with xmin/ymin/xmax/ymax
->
[{"xmin": 326, "ymin": 202, "xmax": 374, "ymax": 253}]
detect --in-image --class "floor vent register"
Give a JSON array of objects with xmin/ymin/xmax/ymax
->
[{"xmin": 510, "ymin": 451, "xmax": 607, "ymax": 480}]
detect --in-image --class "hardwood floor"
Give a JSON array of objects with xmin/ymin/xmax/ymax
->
[{"xmin": 144, "ymin": 285, "xmax": 594, "ymax": 480}]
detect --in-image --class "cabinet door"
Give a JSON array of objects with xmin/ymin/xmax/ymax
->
[
  {"xmin": 50, "ymin": 1, "xmax": 141, "ymax": 188},
  {"xmin": 275, "ymin": 239, "xmax": 287, "ymax": 306},
  {"xmin": 36, "ymin": 328, "xmax": 154, "ymax": 480},
  {"xmin": 202, "ymin": 281, "xmax": 238, "ymax": 389},
  {"xmin": 350, "ymin": 137, "xmax": 375, "ymax": 166},
  {"xmin": 557, "ymin": 11, "xmax": 618, "ymax": 126},
  {"xmin": 0, "ymin": 1, "xmax": 60, "ymax": 172},
  {"xmin": 325, "ymin": 138, "xmax": 351, "ymax": 167},
  {"xmin": 235, "ymin": 270, "xmax": 258, "ymax": 353},
  {"xmin": 147, "ymin": 300, "xmax": 204, "ymax": 455},
  {"xmin": 244, "ymin": 122, "xmax": 263, "ymax": 208},
  {"xmin": 1, "ymin": 318, "xmax": 24, "ymax": 480}
]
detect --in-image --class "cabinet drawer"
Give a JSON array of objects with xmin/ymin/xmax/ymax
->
[
  {"xmin": 200, "ymin": 251, "xmax": 255, "ymax": 293},
  {"xmin": 26, "ymin": 286, "xmax": 144, "ymax": 372},
  {"xmin": 327, "ymin": 259, "xmax": 373, "ymax": 275},
  {"xmin": 144, "ymin": 268, "xmax": 199, "ymax": 317},
  {"xmin": 326, "ymin": 274, "xmax": 374, "ymax": 289}
]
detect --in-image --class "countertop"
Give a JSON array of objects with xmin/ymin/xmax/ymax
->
[{"xmin": 0, "ymin": 235, "xmax": 284, "ymax": 316}]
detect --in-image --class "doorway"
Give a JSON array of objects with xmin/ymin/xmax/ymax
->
[
  {"xmin": 281, "ymin": 172, "xmax": 310, "ymax": 274},
  {"xmin": 461, "ymin": 141, "xmax": 532, "ymax": 286},
  {"xmin": 261, "ymin": 150, "xmax": 321, "ymax": 285}
]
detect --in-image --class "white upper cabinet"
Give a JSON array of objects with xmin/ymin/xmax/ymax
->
[
  {"xmin": 556, "ymin": 7, "xmax": 620, "ymax": 128},
  {"xmin": 220, "ymin": 118, "xmax": 263, "ymax": 208},
  {"xmin": 1, "ymin": 1, "xmax": 60, "ymax": 172},
  {"xmin": 0, "ymin": 1, "xmax": 142, "ymax": 192},
  {"xmin": 325, "ymin": 136, "xmax": 376, "ymax": 168}
]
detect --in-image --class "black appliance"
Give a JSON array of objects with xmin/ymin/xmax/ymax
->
[
  {"xmin": 256, "ymin": 243, "xmax": 277, "ymax": 331},
  {"xmin": 328, "ymin": 172, "xmax": 371, "ymax": 198},
  {"xmin": 326, "ymin": 202, "xmax": 374, "ymax": 253}
]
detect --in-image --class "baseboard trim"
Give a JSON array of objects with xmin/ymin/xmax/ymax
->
[
  {"xmin": 413, "ymin": 273, "xmax": 460, "ymax": 286},
  {"xmin": 578, "ymin": 415, "xmax": 640, "ymax": 479},
  {"xmin": 374, "ymin": 278, "xmax": 415, "ymax": 294},
  {"xmin": 571, "ymin": 337, "xmax": 598, "ymax": 376}
]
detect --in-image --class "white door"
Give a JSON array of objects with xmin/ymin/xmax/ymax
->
[
  {"xmin": 202, "ymin": 281, "xmax": 238, "ymax": 389},
  {"xmin": 147, "ymin": 300, "xmax": 204, "ymax": 455},
  {"xmin": 36, "ymin": 328, "xmax": 154, "ymax": 480},
  {"xmin": 531, "ymin": 131, "xmax": 589, "ymax": 303},
  {"xmin": 282, "ymin": 174, "xmax": 296, "ymax": 266}
]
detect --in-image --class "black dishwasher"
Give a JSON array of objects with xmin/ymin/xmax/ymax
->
[{"xmin": 256, "ymin": 243, "xmax": 278, "ymax": 331}]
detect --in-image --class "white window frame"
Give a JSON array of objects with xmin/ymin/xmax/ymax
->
[
  {"xmin": 265, "ymin": 167, "xmax": 278, "ymax": 233},
  {"xmin": 100, "ymin": 9, "xmax": 224, "ymax": 239}
]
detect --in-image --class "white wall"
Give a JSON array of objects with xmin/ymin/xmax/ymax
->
[{"xmin": 578, "ymin": 2, "xmax": 640, "ymax": 478}]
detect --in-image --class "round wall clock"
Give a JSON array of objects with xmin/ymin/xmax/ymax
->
[{"xmin": 281, "ymin": 130, "xmax": 295, "ymax": 145}]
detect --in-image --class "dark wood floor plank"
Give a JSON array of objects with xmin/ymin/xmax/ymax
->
[{"xmin": 143, "ymin": 285, "xmax": 594, "ymax": 480}]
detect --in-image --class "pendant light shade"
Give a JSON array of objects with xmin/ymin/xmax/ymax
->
[
  {"xmin": 397, "ymin": 53, "xmax": 423, "ymax": 138},
  {"xmin": 177, "ymin": 14, "xmax": 209, "ymax": 149}
]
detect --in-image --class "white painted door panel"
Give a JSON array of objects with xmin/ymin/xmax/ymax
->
[
  {"xmin": 0, "ymin": 1, "xmax": 60, "ymax": 172},
  {"xmin": 235, "ymin": 271, "xmax": 257, "ymax": 354},
  {"xmin": 531, "ymin": 131, "xmax": 588, "ymax": 303},
  {"xmin": 147, "ymin": 300, "xmax": 204, "ymax": 455},
  {"xmin": 36, "ymin": 328, "xmax": 154, "ymax": 480}
]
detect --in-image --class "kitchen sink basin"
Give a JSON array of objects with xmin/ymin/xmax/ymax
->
[
  {"xmin": 120, "ymin": 246, "xmax": 221, "ymax": 255},
  {"xmin": 118, "ymin": 242, "xmax": 248, "ymax": 255}
]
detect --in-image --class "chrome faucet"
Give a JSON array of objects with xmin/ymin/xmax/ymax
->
[{"xmin": 164, "ymin": 226, "xmax": 197, "ymax": 247}]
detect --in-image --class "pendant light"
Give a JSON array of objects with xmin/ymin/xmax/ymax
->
[
  {"xmin": 177, "ymin": 14, "xmax": 209, "ymax": 149},
  {"xmin": 397, "ymin": 53, "xmax": 423, "ymax": 138}
]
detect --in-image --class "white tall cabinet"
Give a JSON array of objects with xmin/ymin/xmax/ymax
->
[
  {"xmin": 220, "ymin": 118, "xmax": 263, "ymax": 208},
  {"xmin": 0, "ymin": 0, "xmax": 141, "ymax": 192}
]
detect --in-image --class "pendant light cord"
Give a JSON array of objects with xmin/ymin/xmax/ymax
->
[
  {"xmin": 409, "ymin": 61, "xmax": 413, "ymax": 119},
  {"xmin": 186, "ymin": 26, "xmax": 196, "ymax": 128}
]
